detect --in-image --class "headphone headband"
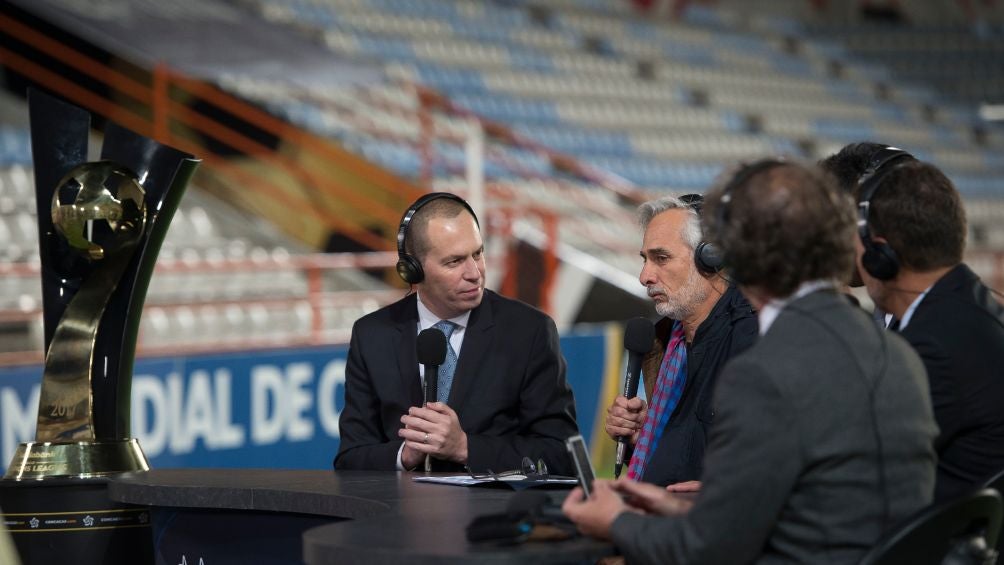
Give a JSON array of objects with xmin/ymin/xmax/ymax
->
[
  {"xmin": 677, "ymin": 193, "xmax": 722, "ymax": 274},
  {"xmin": 856, "ymin": 147, "xmax": 914, "ymax": 237},
  {"xmin": 856, "ymin": 147, "xmax": 915, "ymax": 281},
  {"xmin": 396, "ymin": 192, "xmax": 479, "ymax": 284},
  {"xmin": 716, "ymin": 158, "xmax": 787, "ymax": 229},
  {"xmin": 678, "ymin": 193, "xmax": 704, "ymax": 215},
  {"xmin": 708, "ymin": 159, "xmax": 788, "ymax": 280}
]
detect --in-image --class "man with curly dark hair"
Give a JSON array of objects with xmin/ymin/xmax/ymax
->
[{"xmin": 563, "ymin": 160, "xmax": 938, "ymax": 565}]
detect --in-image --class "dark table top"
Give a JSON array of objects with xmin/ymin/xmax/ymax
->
[{"xmin": 107, "ymin": 469, "xmax": 614, "ymax": 564}]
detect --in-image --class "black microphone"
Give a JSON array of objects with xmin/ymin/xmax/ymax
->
[
  {"xmin": 417, "ymin": 328, "xmax": 447, "ymax": 405},
  {"xmin": 416, "ymin": 328, "xmax": 447, "ymax": 473},
  {"xmin": 615, "ymin": 317, "xmax": 655, "ymax": 478}
]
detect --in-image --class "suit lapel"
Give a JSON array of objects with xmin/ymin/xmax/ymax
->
[
  {"xmin": 447, "ymin": 293, "xmax": 495, "ymax": 409},
  {"xmin": 393, "ymin": 294, "xmax": 423, "ymax": 407}
]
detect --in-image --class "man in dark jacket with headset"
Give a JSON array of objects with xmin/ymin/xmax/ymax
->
[
  {"xmin": 604, "ymin": 194, "xmax": 757, "ymax": 489},
  {"xmin": 334, "ymin": 193, "xmax": 578, "ymax": 474},
  {"xmin": 824, "ymin": 143, "xmax": 1004, "ymax": 502}
]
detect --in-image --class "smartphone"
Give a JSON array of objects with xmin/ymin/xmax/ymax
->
[{"xmin": 565, "ymin": 434, "xmax": 596, "ymax": 498}]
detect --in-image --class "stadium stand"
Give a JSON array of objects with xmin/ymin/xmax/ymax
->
[
  {"xmin": 232, "ymin": 0, "xmax": 1002, "ymax": 191},
  {"xmin": 231, "ymin": 0, "xmax": 1004, "ymax": 278},
  {"xmin": 1, "ymin": 0, "xmax": 1003, "ymax": 361}
]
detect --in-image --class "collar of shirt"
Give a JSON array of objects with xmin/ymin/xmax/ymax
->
[
  {"xmin": 897, "ymin": 285, "xmax": 932, "ymax": 332},
  {"xmin": 882, "ymin": 312, "xmax": 894, "ymax": 328},
  {"xmin": 758, "ymin": 279, "xmax": 837, "ymax": 336},
  {"xmin": 416, "ymin": 294, "xmax": 471, "ymax": 358}
]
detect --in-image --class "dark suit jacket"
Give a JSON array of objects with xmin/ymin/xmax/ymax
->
[
  {"xmin": 899, "ymin": 263, "xmax": 1004, "ymax": 501},
  {"xmin": 636, "ymin": 284, "xmax": 758, "ymax": 485},
  {"xmin": 333, "ymin": 290, "xmax": 579, "ymax": 474},
  {"xmin": 611, "ymin": 290, "xmax": 938, "ymax": 565}
]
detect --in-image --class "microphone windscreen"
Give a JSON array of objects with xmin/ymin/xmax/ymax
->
[
  {"xmin": 624, "ymin": 317, "xmax": 655, "ymax": 354},
  {"xmin": 417, "ymin": 328, "xmax": 447, "ymax": 365}
]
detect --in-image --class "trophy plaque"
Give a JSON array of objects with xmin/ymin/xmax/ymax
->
[{"xmin": 0, "ymin": 90, "xmax": 198, "ymax": 564}]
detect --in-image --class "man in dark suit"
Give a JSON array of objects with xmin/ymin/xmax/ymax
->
[
  {"xmin": 603, "ymin": 195, "xmax": 756, "ymax": 488},
  {"xmin": 848, "ymin": 154, "xmax": 1004, "ymax": 501},
  {"xmin": 334, "ymin": 193, "xmax": 578, "ymax": 474},
  {"xmin": 564, "ymin": 161, "xmax": 938, "ymax": 564}
]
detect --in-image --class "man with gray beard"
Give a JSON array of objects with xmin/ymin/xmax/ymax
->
[
  {"xmin": 568, "ymin": 162, "xmax": 936, "ymax": 565},
  {"xmin": 604, "ymin": 195, "xmax": 757, "ymax": 488}
]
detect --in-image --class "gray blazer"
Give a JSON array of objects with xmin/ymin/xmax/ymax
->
[{"xmin": 611, "ymin": 290, "xmax": 938, "ymax": 565}]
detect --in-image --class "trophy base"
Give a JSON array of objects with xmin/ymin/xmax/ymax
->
[
  {"xmin": 4, "ymin": 439, "xmax": 150, "ymax": 480},
  {"xmin": 0, "ymin": 476, "xmax": 153, "ymax": 564}
]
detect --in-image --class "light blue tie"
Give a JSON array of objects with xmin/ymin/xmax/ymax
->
[{"xmin": 433, "ymin": 320, "xmax": 458, "ymax": 404}]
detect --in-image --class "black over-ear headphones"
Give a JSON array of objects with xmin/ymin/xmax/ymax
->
[
  {"xmin": 678, "ymin": 193, "xmax": 723, "ymax": 275},
  {"xmin": 396, "ymin": 192, "xmax": 479, "ymax": 284},
  {"xmin": 856, "ymin": 147, "xmax": 915, "ymax": 281},
  {"xmin": 712, "ymin": 159, "xmax": 788, "ymax": 277}
]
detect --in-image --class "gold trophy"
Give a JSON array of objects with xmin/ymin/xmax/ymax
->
[{"xmin": 3, "ymin": 90, "xmax": 199, "ymax": 480}]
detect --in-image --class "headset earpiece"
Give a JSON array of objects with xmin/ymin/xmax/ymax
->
[
  {"xmin": 860, "ymin": 243, "xmax": 900, "ymax": 281},
  {"xmin": 396, "ymin": 192, "xmax": 479, "ymax": 285},
  {"xmin": 694, "ymin": 241, "xmax": 723, "ymax": 274},
  {"xmin": 856, "ymin": 147, "xmax": 915, "ymax": 281},
  {"xmin": 395, "ymin": 253, "xmax": 425, "ymax": 285},
  {"xmin": 678, "ymin": 194, "xmax": 723, "ymax": 275}
]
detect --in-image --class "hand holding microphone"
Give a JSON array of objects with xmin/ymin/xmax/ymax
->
[
  {"xmin": 605, "ymin": 397, "xmax": 648, "ymax": 442},
  {"xmin": 414, "ymin": 328, "xmax": 447, "ymax": 472},
  {"xmin": 613, "ymin": 317, "xmax": 655, "ymax": 478}
]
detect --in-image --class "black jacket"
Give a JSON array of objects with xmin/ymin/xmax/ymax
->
[
  {"xmin": 637, "ymin": 284, "xmax": 758, "ymax": 486},
  {"xmin": 899, "ymin": 263, "xmax": 1004, "ymax": 501},
  {"xmin": 334, "ymin": 290, "xmax": 579, "ymax": 474}
]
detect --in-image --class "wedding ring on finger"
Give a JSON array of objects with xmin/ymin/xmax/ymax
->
[{"xmin": 423, "ymin": 432, "xmax": 429, "ymax": 444}]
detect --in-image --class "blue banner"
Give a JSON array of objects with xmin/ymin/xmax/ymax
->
[{"xmin": 0, "ymin": 327, "xmax": 620, "ymax": 470}]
